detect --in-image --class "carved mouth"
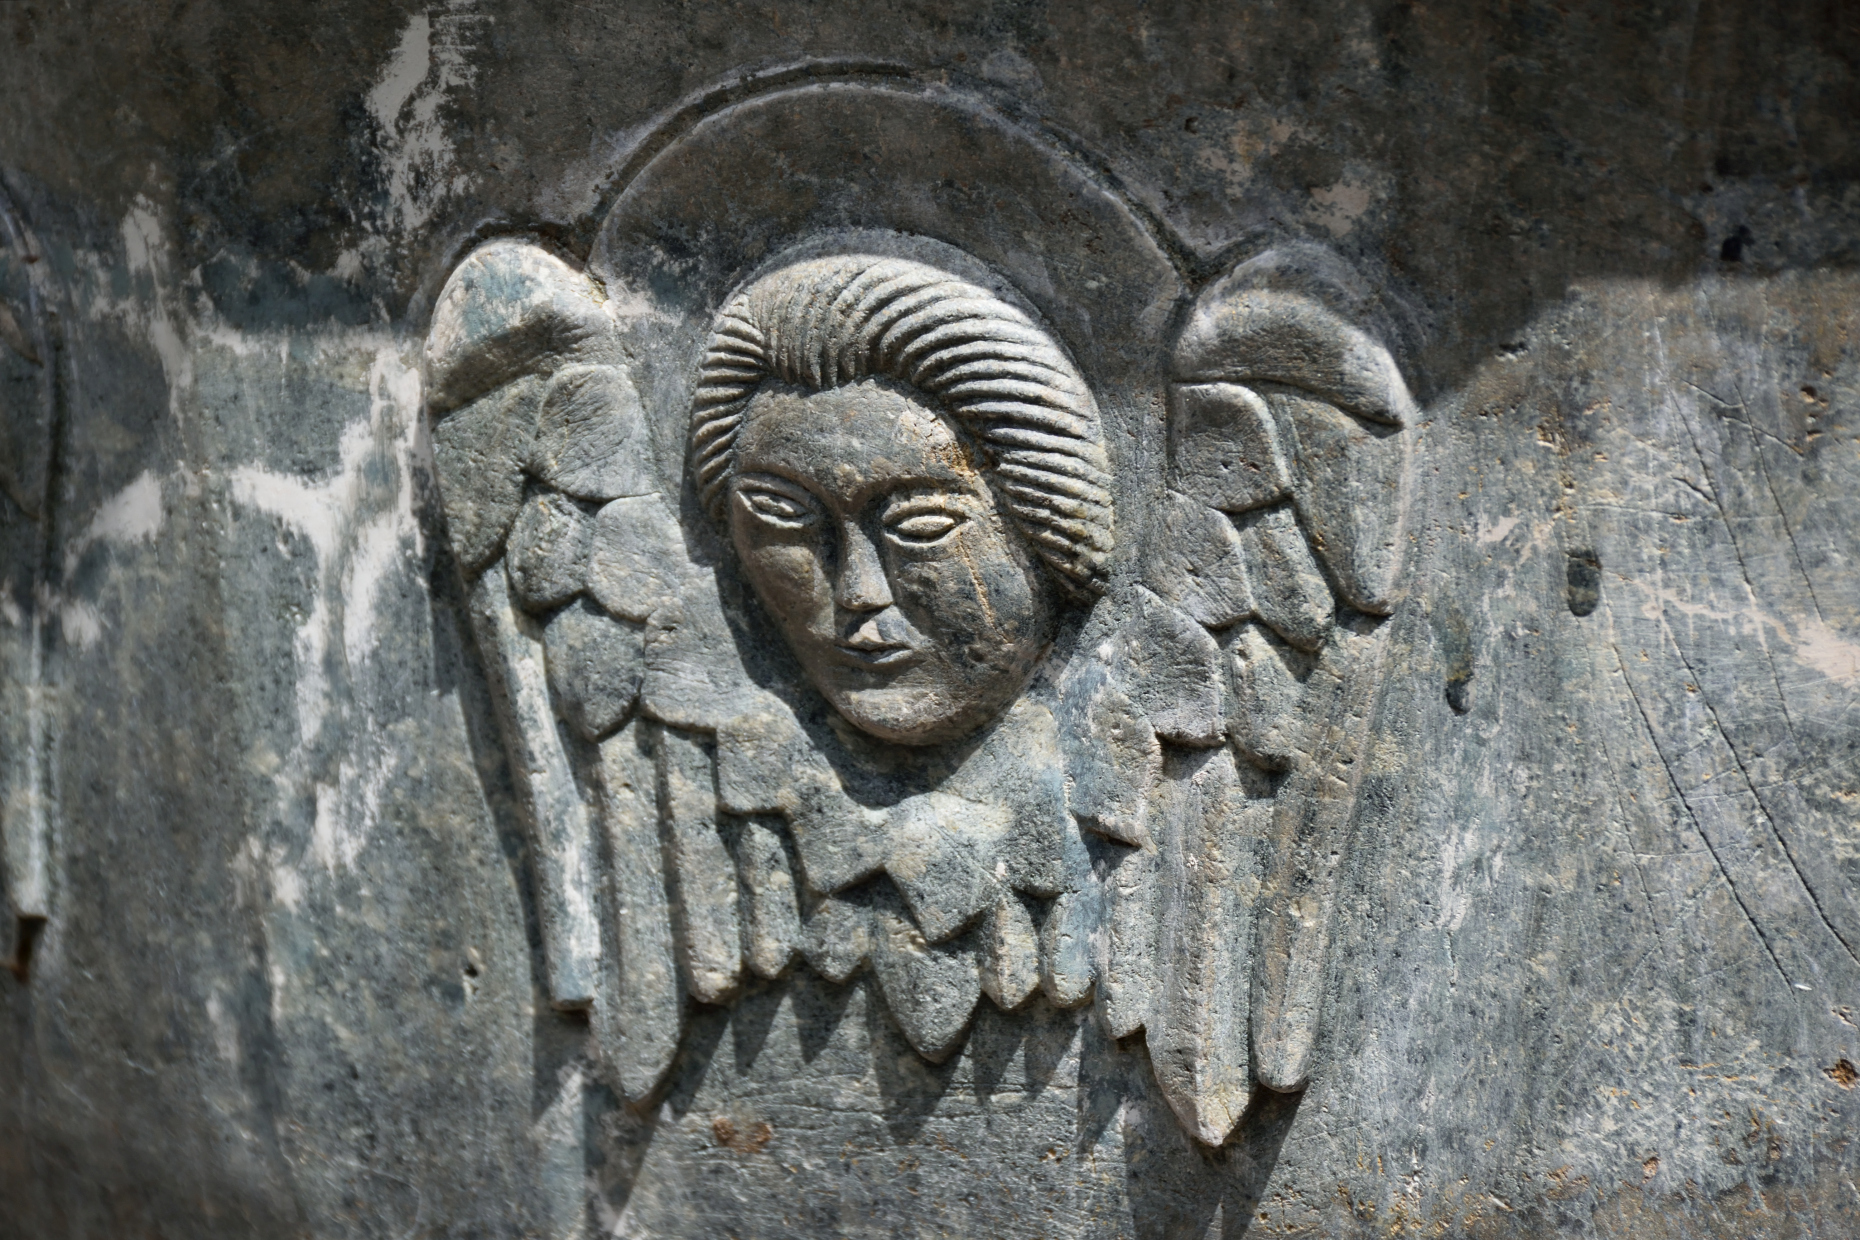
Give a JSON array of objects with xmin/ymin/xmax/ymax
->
[{"xmin": 833, "ymin": 641, "xmax": 920, "ymax": 670}]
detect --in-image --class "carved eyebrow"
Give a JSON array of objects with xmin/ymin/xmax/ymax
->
[
  {"xmin": 733, "ymin": 471, "xmax": 823, "ymax": 508},
  {"xmin": 877, "ymin": 488, "xmax": 968, "ymax": 516}
]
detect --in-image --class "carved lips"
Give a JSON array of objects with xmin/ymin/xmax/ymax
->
[{"xmin": 728, "ymin": 378, "xmax": 1058, "ymax": 746}]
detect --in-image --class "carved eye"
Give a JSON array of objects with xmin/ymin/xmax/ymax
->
[
  {"xmin": 884, "ymin": 506, "xmax": 964, "ymax": 547},
  {"xmin": 738, "ymin": 486, "xmax": 818, "ymax": 529}
]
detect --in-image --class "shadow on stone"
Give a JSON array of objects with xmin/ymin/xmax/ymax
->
[
  {"xmin": 729, "ymin": 975, "xmax": 784, "ymax": 1075},
  {"xmin": 793, "ymin": 968, "xmax": 861, "ymax": 1064},
  {"xmin": 1124, "ymin": 1054, "xmax": 1303, "ymax": 1240},
  {"xmin": 587, "ymin": 1077, "xmax": 658, "ymax": 1226},
  {"xmin": 868, "ymin": 976, "xmax": 962, "ymax": 1144}
]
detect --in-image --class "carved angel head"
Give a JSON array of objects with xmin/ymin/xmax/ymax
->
[{"xmin": 687, "ymin": 255, "xmax": 1113, "ymax": 745}]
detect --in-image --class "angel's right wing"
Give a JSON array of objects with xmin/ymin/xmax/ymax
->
[
  {"xmin": 426, "ymin": 239, "xmax": 759, "ymax": 1102},
  {"xmin": 1064, "ymin": 247, "xmax": 1418, "ymax": 1144}
]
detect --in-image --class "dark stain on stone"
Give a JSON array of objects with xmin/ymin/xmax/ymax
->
[
  {"xmin": 1446, "ymin": 668, "xmax": 1474, "ymax": 715},
  {"xmin": 3, "ymin": 915, "xmax": 43, "ymax": 982},
  {"xmin": 1437, "ymin": 608, "xmax": 1475, "ymax": 714},
  {"xmin": 1720, "ymin": 224, "xmax": 1754, "ymax": 262},
  {"xmin": 1566, "ymin": 549, "xmax": 1602, "ymax": 617}
]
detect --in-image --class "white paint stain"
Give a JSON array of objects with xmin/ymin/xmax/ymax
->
[
  {"xmin": 58, "ymin": 600, "xmax": 103, "ymax": 649},
  {"xmin": 1477, "ymin": 514, "xmax": 1520, "ymax": 545},
  {"xmin": 228, "ymin": 343, "xmax": 426, "ymax": 871},
  {"xmin": 205, "ymin": 991, "xmax": 240, "ymax": 1067},
  {"xmin": 77, "ymin": 469, "xmax": 163, "ymax": 551},
  {"xmin": 1309, "ymin": 179, "xmax": 1372, "ymax": 238},
  {"xmin": 117, "ymin": 198, "xmax": 190, "ymax": 408},
  {"xmin": 1433, "ymin": 821, "xmax": 1481, "ymax": 935},
  {"xmin": 120, "ymin": 201, "xmax": 166, "ymax": 279},
  {"xmin": 368, "ymin": 4, "xmax": 480, "ymax": 239},
  {"xmin": 271, "ymin": 855, "xmax": 305, "ymax": 913},
  {"xmin": 1792, "ymin": 618, "xmax": 1860, "ymax": 687},
  {"xmin": 1623, "ymin": 574, "xmax": 1860, "ymax": 689},
  {"xmin": 45, "ymin": 470, "xmax": 168, "ymax": 648},
  {"xmin": 367, "ymin": 14, "xmax": 433, "ymax": 125}
]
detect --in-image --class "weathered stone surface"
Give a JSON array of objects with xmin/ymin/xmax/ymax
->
[{"xmin": 3, "ymin": 3, "xmax": 1858, "ymax": 1237}]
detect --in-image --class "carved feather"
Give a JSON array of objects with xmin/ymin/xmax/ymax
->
[
  {"xmin": 1092, "ymin": 245, "xmax": 1420, "ymax": 1135},
  {"xmin": 589, "ymin": 718, "xmax": 682, "ymax": 1103},
  {"xmin": 466, "ymin": 564, "xmax": 602, "ymax": 1010}
]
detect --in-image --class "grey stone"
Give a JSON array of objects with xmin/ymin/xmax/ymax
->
[
  {"xmin": 652, "ymin": 723, "xmax": 742, "ymax": 1005},
  {"xmin": 430, "ymin": 376, "xmax": 541, "ymax": 573},
  {"xmin": 468, "ymin": 563, "xmax": 602, "ymax": 1010},
  {"xmin": 731, "ymin": 814, "xmax": 801, "ymax": 982},
  {"xmin": 530, "ymin": 363, "xmax": 654, "ymax": 502},
  {"xmin": 3, "ymin": 2, "xmax": 1859, "ymax": 1235}
]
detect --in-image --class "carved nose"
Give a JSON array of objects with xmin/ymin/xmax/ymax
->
[{"xmin": 834, "ymin": 523, "xmax": 893, "ymax": 613}]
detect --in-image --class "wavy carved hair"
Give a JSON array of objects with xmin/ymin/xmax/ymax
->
[{"xmin": 689, "ymin": 255, "xmax": 1114, "ymax": 597}]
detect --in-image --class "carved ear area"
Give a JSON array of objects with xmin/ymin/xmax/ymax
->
[
  {"xmin": 587, "ymin": 495, "xmax": 694, "ymax": 624},
  {"xmin": 885, "ymin": 793, "xmax": 1011, "ymax": 944},
  {"xmin": 1264, "ymin": 388, "xmax": 1412, "ymax": 615},
  {"xmin": 1230, "ymin": 506, "xmax": 1334, "ymax": 652},
  {"xmin": 425, "ymin": 240, "xmax": 622, "ymax": 418},
  {"xmin": 869, "ymin": 886, "xmax": 983, "ymax": 1062},
  {"xmin": 1143, "ymin": 490, "xmax": 1255, "ymax": 629},
  {"xmin": 714, "ymin": 707, "xmax": 816, "ymax": 817},
  {"xmin": 1223, "ymin": 622, "xmax": 1316, "ymax": 772},
  {"xmin": 713, "ymin": 709, "xmax": 890, "ymax": 895},
  {"xmin": 1128, "ymin": 590, "xmax": 1226, "ymax": 747},
  {"xmin": 1171, "ymin": 275, "xmax": 1418, "ymax": 616},
  {"xmin": 544, "ymin": 599, "xmax": 645, "ymax": 743},
  {"xmin": 431, "ymin": 376, "xmax": 545, "ymax": 573},
  {"xmin": 1168, "ymin": 383, "xmax": 1293, "ymax": 514},
  {"xmin": 1058, "ymin": 589, "xmax": 1225, "ymax": 842},
  {"xmin": 530, "ymin": 364, "xmax": 656, "ymax": 501},
  {"xmin": 1060, "ymin": 660, "xmax": 1160, "ymax": 847},
  {"xmin": 507, "ymin": 490, "xmax": 592, "ymax": 611},
  {"xmin": 1172, "ymin": 288, "xmax": 1416, "ymax": 427}
]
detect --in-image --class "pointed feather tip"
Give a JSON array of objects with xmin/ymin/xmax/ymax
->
[
  {"xmin": 1163, "ymin": 1089, "xmax": 1247, "ymax": 1148},
  {"xmin": 686, "ymin": 966, "xmax": 744, "ymax": 1007},
  {"xmin": 1253, "ymin": 1043, "xmax": 1313, "ymax": 1095}
]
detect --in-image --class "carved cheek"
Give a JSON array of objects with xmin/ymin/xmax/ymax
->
[
  {"xmin": 737, "ymin": 532, "xmax": 831, "ymax": 628},
  {"xmin": 964, "ymin": 523, "xmax": 1042, "ymax": 636},
  {"xmin": 892, "ymin": 552, "xmax": 986, "ymax": 642}
]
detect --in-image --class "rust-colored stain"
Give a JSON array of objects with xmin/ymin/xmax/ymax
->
[
  {"xmin": 1824, "ymin": 1059, "xmax": 1857, "ymax": 1088},
  {"xmin": 712, "ymin": 1116, "xmax": 774, "ymax": 1153}
]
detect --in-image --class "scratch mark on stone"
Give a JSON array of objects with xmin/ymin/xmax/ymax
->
[{"xmin": 1611, "ymin": 643, "xmax": 1794, "ymax": 991}]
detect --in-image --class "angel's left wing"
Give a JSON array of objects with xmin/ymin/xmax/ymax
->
[{"xmin": 1064, "ymin": 247, "xmax": 1418, "ymax": 1144}]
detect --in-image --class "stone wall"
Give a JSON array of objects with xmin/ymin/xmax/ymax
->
[{"xmin": 2, "ymin": 3, "xmax": 1857, "ymax": 1236}]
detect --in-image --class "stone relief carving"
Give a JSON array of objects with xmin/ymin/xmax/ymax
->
[
  {"xmin": 0, "ymin": 181, "xmax": 56, "ymax": 979},
  {"xmin": 422, "ymin": 79, "xmax": 1419, "ymax": 1146}
]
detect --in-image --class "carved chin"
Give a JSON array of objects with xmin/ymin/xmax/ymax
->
[{"xmin": 830, "ymin": 686, "xmax": 1000, "ymax": 747}]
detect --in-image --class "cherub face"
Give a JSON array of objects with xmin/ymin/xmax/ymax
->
[{"xmin": 728, "ymin": 377, "xmax": 1057, "ymax": 745}]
